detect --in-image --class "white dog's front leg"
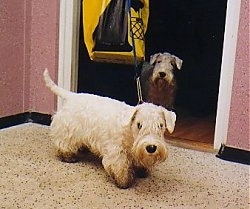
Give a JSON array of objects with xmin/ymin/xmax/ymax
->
[{"xmin": 102, "ymin": 150, "xmax": 134, "ymax": 189}]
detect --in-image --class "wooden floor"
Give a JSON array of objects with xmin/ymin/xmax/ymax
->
[{"xmin": 165, "ymin": 109, "xmax": 216, "ymax": 153}]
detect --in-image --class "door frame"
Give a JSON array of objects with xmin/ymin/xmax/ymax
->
[
  {"xmin": 57, "ymin": 0, "xmax": 80, "ymax": 109},
  {"xmin": 58, "ymin": 0, "xmax": 242, "ymax": 150},
  {"xmin": 214, "ymin": 0, "xmax": 242, "ymax": 149}
]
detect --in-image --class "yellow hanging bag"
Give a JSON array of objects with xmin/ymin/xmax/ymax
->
[{"xmin": 82, "ymin": 0, "xmax": 149, "ymax": 65}]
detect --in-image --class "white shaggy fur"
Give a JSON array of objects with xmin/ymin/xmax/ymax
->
[{"xmin": 43, "ymin": 69, "xmax": 176, "ymax": 188}]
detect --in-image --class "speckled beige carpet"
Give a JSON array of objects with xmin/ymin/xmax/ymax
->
[{"xmin": 0, "ymin": 123, "xmax": 249, "ymax": 209}]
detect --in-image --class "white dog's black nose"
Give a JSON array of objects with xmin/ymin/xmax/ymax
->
[
  {"xmin": 159, "ymin": 72, "xmax": 166, "ymax": 78},
  {"xmin": 146, "ymin": 145, "xmax": 157, "ymax": 153}
]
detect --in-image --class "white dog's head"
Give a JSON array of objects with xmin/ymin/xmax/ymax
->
[
  {"xmin": 150, "ymin": 52, "xmax": 183, "ymax": 85},
  {"xmin": 126, "ymin": 103, "xmax": 176, "ymax": 168}
]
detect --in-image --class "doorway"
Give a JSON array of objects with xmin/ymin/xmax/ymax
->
[
  {"xmin": 143, "ymin": 1, "xmax": 228, "ymax": 150},
  {"xmin": 77, "ymin": 0, "xmax": 228, "ymax": 151}
]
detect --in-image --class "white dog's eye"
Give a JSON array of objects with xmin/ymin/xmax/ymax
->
[
  {"xmin": 157, "ymin": 60, "xmax": 161, "ymax": 64},
  {"xmin": 159, "ymin": 123, "xmax": 163, "ymax": 129},
  {"xmin": 137, "ymin": 122, "xmax": 142, "ymax": 130}
]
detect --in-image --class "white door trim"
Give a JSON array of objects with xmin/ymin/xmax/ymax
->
[
  {"xmin": 57, "ymin": 0, "xmax": 80, "ymax": 109},
  {"xmin": 58, "ymin": 0, "xmax": 242, "ymax": 150},
  {"xmin": 214, "ymin": 0, "xmax": 242, "ymax": 149}
]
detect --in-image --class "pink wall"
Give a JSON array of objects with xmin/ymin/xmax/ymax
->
[
  {"xmin": 226, "ymin": 0, "xmax": 249, "ymax": 150},
  {"xmin": 0, "ymin": 0, "xmax": 59, "ymax": 117},
  {"xmin": 28, "ymin": 0, "xmax": 59, "ymax": 113},
  {"xmin": 0, "ymin": 1, "xmax": 25, "ymax": 116}
]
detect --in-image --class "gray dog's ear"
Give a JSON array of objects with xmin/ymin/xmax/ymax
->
[
  {"xmin": 170, "ymin": 55, "xmax": 183, "ymax": 70},
  {"xmin": 162, "ymin": 108, "xmax": 176, "ymax": 134},
  {"xmin": 150, "ymin": 53, "xmax": 162, "ymax": 65}
]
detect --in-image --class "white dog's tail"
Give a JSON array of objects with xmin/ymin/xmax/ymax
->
[{"xmin": 43, "ymin": 68, "xmax": 70, "ymax": 99}]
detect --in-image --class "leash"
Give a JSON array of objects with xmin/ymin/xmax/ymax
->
[
  {"xmin": 136, "ymin": 77, "xmax": 143, "ymax": 104},
  {"xmin": 128, "ymin": 0, "xmax": 144, "ymax": 104}
]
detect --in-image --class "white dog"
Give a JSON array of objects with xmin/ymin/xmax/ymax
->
[{"xmin": 43, "ymin": 69, "xmax": 176, "ymax": 188}]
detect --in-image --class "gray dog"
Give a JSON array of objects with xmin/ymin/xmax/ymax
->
[{"xmin": 140, "ymin": 52, "xmax": 183, "ymax": 110}]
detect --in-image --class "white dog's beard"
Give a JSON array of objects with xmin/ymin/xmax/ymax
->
[{"xmin": 132, "ymin": 136, "xmax": 168, "ymax": 168}]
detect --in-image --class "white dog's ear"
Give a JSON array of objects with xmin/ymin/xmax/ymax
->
[
  {"xmin": 162, "ymin": 109, "xmax": 176, "ymax": 134},
  {"xmin": 150, "ymin": 53, "xmax": 162, "ymax": 65},
  {"xmin": 121, "ymin": 107, "xmax": 138, "ymax": 127},
  {"xmin": 170, "ymin": 55, "xmax": 183, "ymax": 70}
]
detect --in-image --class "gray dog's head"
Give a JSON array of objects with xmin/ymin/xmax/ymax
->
[{"xmin": 150, "ymin": 52, "xmax": 183, "ymax": 84}]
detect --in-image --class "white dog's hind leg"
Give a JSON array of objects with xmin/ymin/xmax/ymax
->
[
  {"xmin": 52, "ymin": 135, "xmax": 81, "ymax": 163},
  {"xmin": 50, "ymin": 115, "xmax": 84, "ymax": 163}
]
